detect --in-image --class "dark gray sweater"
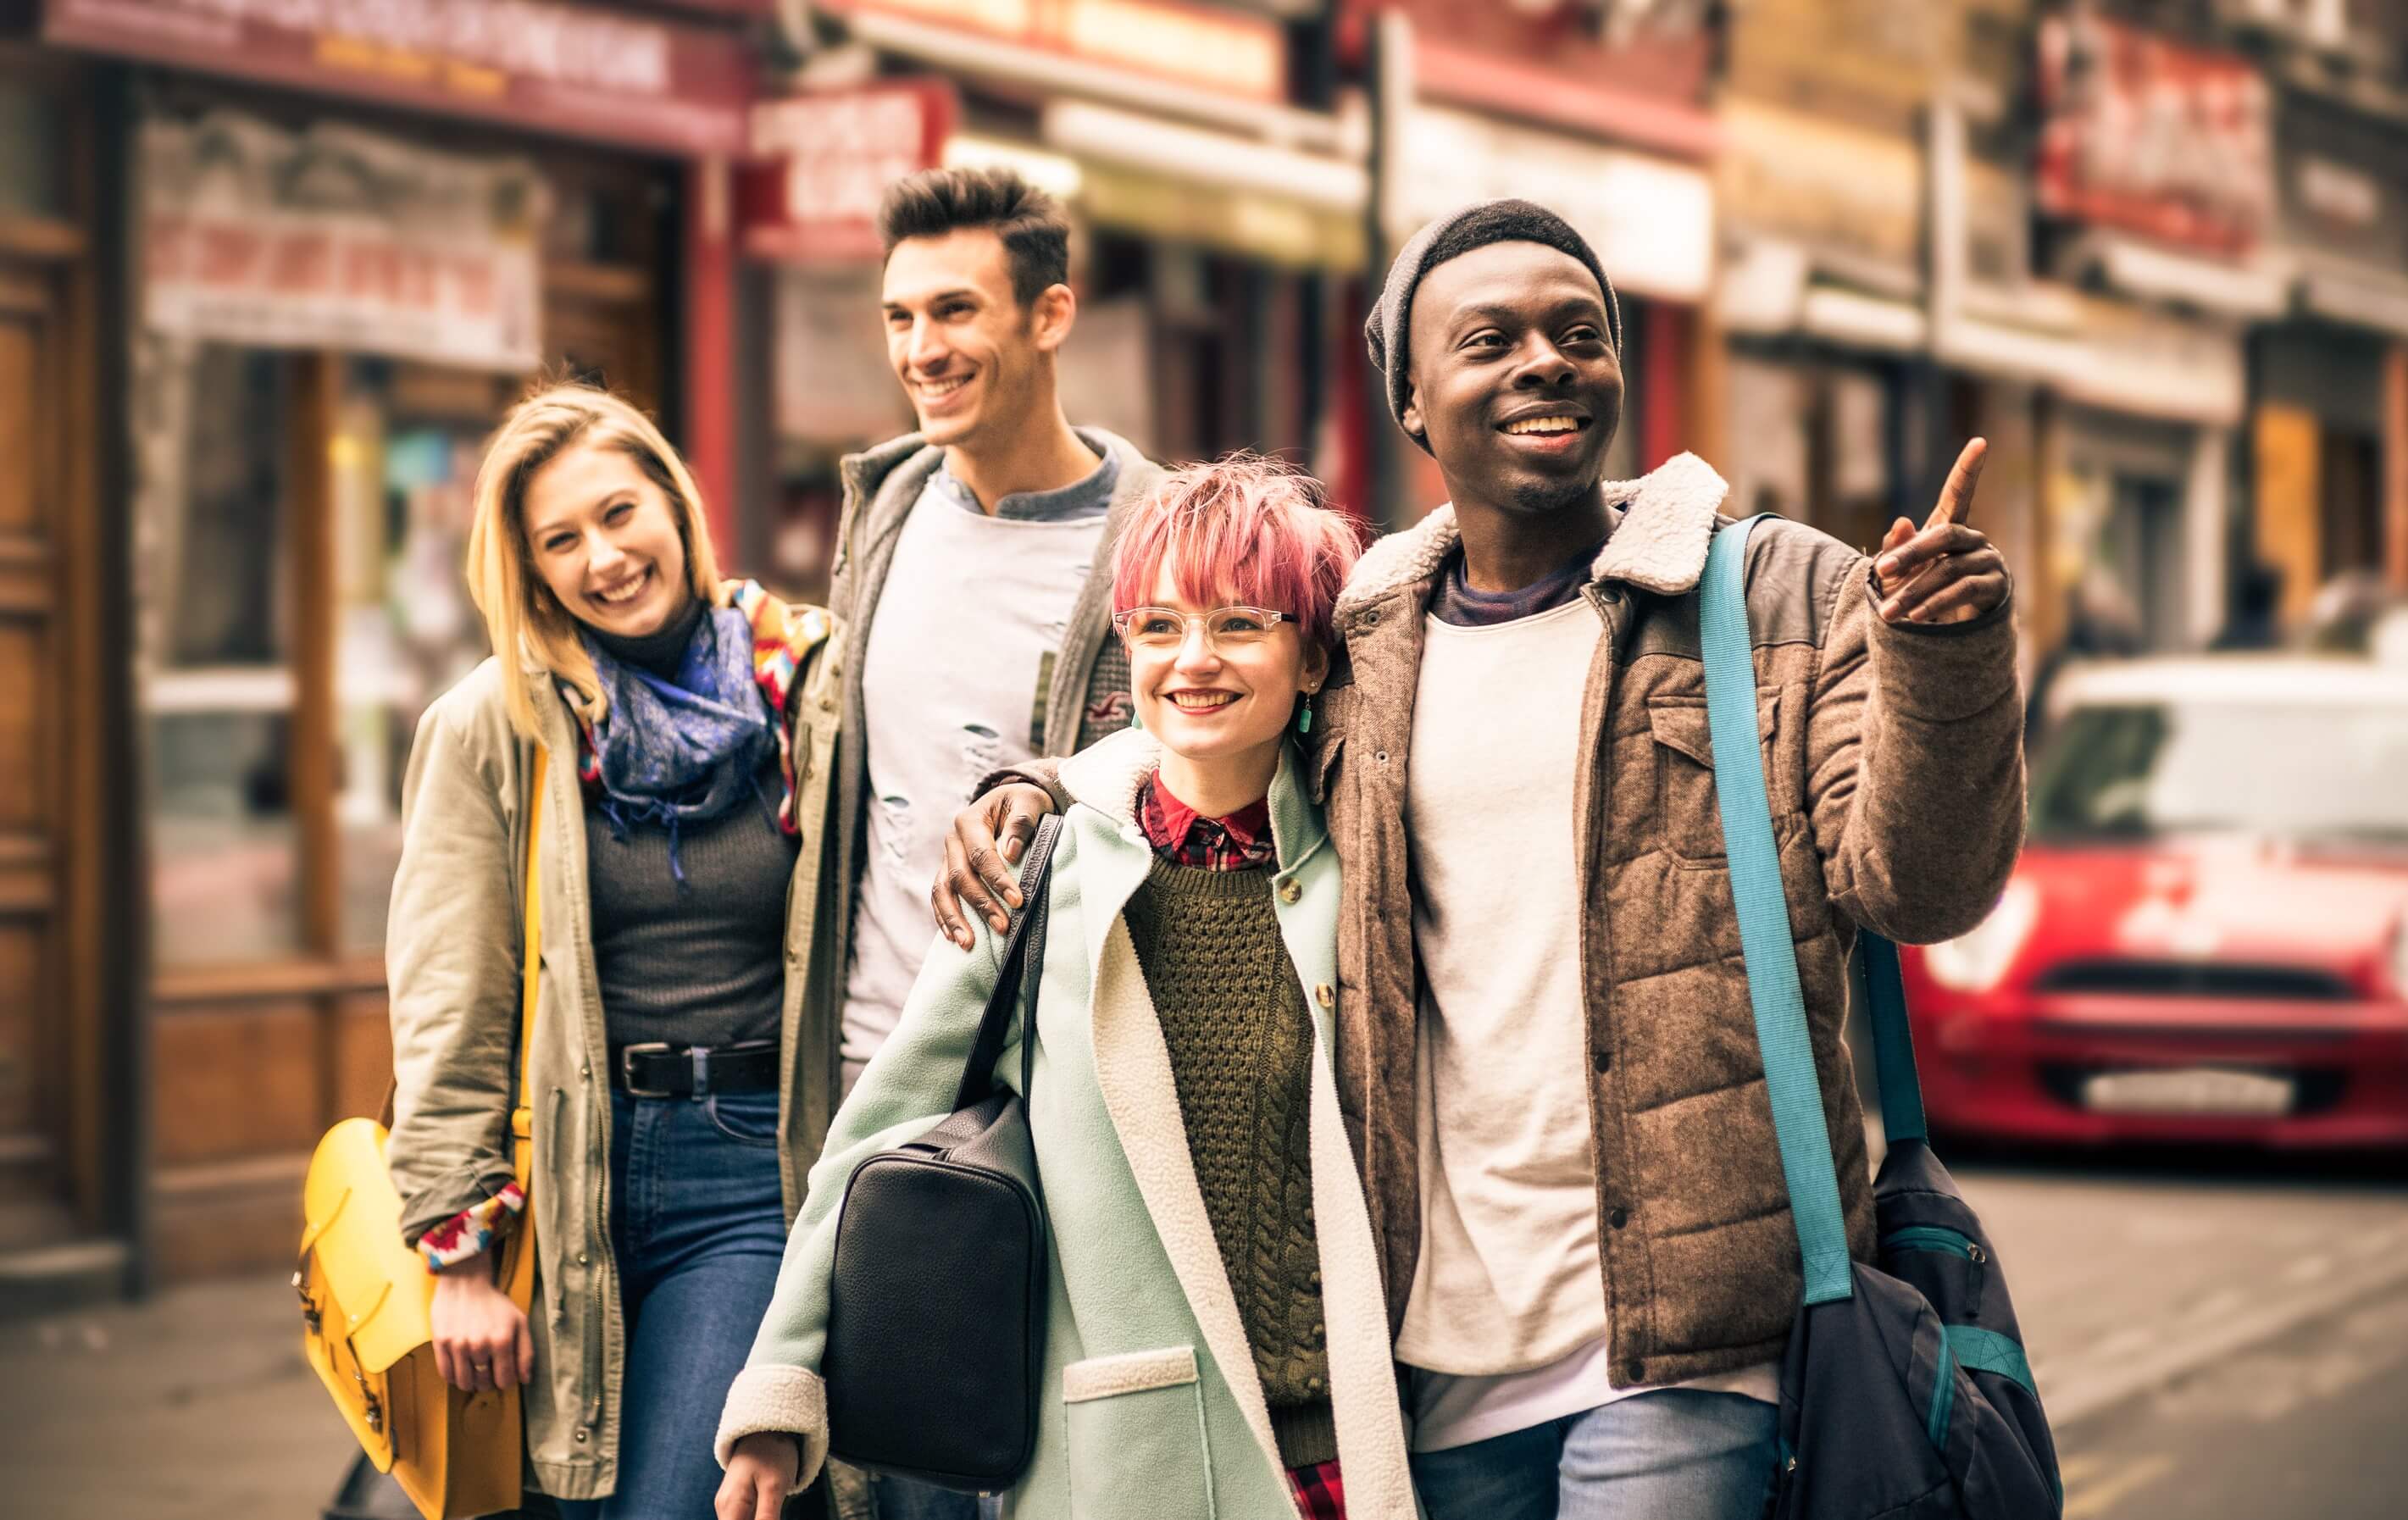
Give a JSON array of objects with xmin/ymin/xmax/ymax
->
[{"xmin": 585, "ymin": 602, "xmax": 798, "ymax": 1051}]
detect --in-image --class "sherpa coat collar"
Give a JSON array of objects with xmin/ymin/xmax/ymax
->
[
  {"xmin": 1336, "ymin": 451, "xmax": 1732, "ymax": 611},
  {"xmin": 719, "ymin": 728, "xmax": 1416, "ymax": 1520}
]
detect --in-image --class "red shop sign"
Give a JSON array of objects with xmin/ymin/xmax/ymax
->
[
  {"xmin": 2034, "ymin": 14, "xmax": 2273, "ymax": 256},
  {"xmin": 43, "ymin": 0, "xmax": 755, "ymax": 157},
  {"xmin": 737, "ymin": 80, "xmax": 959, "ymax": 264}
]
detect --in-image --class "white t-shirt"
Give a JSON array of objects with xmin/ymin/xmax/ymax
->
[
  {"xmin": 839, "ymin": 471, "xmax": 1110, "ymax": 1073},
  {"xmin": 1397, "ymin": 598, "xmax": 1777, "ymax": 1453}
]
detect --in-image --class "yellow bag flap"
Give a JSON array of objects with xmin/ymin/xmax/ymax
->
[{"xmin": 302, "ymin": 1116, "xmax": 436, "ymax": 1377}]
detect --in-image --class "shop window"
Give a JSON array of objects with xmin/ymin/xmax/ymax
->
[
  {"xmin": 142, "ymin": 344, "xmax": 300, "ymax": 967},
  {"xmin": 0, "ymin": 80, "xmax": 61, "ymax": 218},
  {"xmin": 332, "ymin": 361, "xmax": 500, "ymax": 952}
]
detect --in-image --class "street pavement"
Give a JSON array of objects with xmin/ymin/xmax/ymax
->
[{"xmin": 2, "ymin": 1145, "xmax": 2400, "ymax": 1518}]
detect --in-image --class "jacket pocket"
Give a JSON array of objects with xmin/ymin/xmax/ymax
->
[
  {"xmin": 1648, "ymin": 690, "xmax": 1783, "ymax": 867},
  {"xmin": 1062, "ymin": 1346, "xmax": 1212, "ymax": 1520}
]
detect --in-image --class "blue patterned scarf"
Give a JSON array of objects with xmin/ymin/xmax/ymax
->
[{"xmin": 580, "ymin": 606, "xmax": 775, "ymax": 881}]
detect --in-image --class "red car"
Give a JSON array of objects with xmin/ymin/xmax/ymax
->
[{"xmin": 1902, "ymin": 657, "xmax": 2408, "ymax": 1151}]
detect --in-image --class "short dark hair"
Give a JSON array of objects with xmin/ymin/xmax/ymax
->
[{"xmin": 878, "ymin": 167, "xmax": 1072, "ymax": 306}]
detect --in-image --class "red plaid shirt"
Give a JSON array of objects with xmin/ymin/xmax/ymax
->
[{"xmin": 1135, "ymin": 773, "xmax": 1277, "ymax": 870}]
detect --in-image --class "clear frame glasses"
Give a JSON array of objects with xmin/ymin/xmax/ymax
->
[{"xmin": 1112, "ymin": 604, "xmax": 1293, "ymax": 653}]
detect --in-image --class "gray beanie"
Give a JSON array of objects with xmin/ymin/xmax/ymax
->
[{"xmin": 1363, "ymin": 199, "xmax": 1623, "ymax": 453}]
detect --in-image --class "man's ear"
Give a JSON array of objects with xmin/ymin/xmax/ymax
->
[
  {"xmin": 1401, "ymin": 378, "xmax": 1427, "ymax": 444},
  {"xmin": 1030, "ymin": 282, "xmax": 1078, "ymax": 353}
]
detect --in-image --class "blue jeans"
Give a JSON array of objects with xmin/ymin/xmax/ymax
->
[
  {"xmin": 1410, "ymin": 1389, "xmax": 1778, "ymax": 1520},
  {"xmin": 557, "ymin": 1088, "xmax": 790, "ymax": 1520}
]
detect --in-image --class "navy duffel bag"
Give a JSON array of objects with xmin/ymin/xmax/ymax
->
[{"xmin": 1701, "ymin": 519, "xmax": 2061, "ymax": 1520}]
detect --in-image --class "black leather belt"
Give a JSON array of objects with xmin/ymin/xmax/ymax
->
[{"xmin": 613, "ymin": 1040, "xmax": 780, "ymax": 1099}]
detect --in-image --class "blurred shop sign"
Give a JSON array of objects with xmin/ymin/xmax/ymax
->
[
  {"xmin": 776, "ymin": 265, "xmax": 911, "ymax": 443},
  {"xmin": 1079, "ymin": 159, "xmax": 1365, "ymax": 273},
  {"xmin": 819, "ymin": 0, "xmax": 1286, "ymax": 103},
  {"xmin": 2034, "ymin": 13, "xmax": 2273, "ymax": 255},
  {"xmin": 1391, "ymin": 103, "xmax": 1712, "ymax": 302},
  {"xmin": 740, "ymin": 80, "xmax": 958, "ymax": 263},
  {"xmin": 140, "ymin": 113, "xmax": 543, "ymax": 372},
  {"xmin": 42, "ymin": 0, "xmax": 752, "ymax": 155},
  {"xmin": 1718, "ymin": 100, "xmax": 1921, "ymax": 280}
]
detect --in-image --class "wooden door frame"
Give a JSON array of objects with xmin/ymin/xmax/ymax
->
[{"xmin": 0, "ymin": 42, "xmax": 140, "ymax": 1268}]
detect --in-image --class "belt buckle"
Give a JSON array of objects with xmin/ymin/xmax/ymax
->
[{"xmin": 618, "ymin": 1041, "xmax": 677, "ymax": 1099}]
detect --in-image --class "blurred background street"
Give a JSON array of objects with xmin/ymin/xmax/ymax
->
[{"xmin": 2, "ymin": 0, "xmax": 2406, "ymax": 1516}]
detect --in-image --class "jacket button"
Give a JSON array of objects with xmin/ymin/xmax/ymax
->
[
  {"xmin": 1374, "ymin": 751, "xmax": 1389, "ymax": 764},
  {"xmin": 1315, "ymin": 983, "xmax": 1334, "ymax": 1009},
  {"xmin": 1592, "ymin": 1049, "xmax": 1611, "ymax": 1073},
  {"xmin": 1308, "ymin": 1270, "xmax": 1321, "ymax": 1289},
  {"xmin": 577, "ymin": 1252, "xmax": 589, "ymax": 1266},
  {"xmin": 1623, "ymin": 1361, "xmax": 1645, "ymax": 1384},
  {"xmin": 1279, "ymin": 880, "xmax": 1301, "ymax": 904},
  {"xmin": 1360, "ymin": 611, "xmax": 1379, "ymax": 629},
  {"xmin": 1608, "ymin": 1207, "xmax": 1629, "ymax": 1229},
  {"xmin": 574, "ymin": 1429, "xmax": 588, "ymax": 1444}
]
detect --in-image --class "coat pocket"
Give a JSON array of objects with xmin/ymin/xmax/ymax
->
[
  {"xmin": 1062, "ymin": 1346, "xmax": 1212, "ymax": 1520},
  {"xmin": 1647, "ymin": 690, "xmax": 1784, "ymax": 866}
]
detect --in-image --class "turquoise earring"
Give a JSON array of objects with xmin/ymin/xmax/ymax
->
[{"xmin": 1297, "ymin": 693, "xmax": 1315, "ymax": 735}]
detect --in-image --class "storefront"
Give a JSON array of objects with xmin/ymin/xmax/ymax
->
[
  {"xmin": 0, "ymin": 31, "xmax": 132, "ymax": 1303},
  {"xmin": 2254, "ymin": 85, "xmax": 2408, "ymax": 623},
  {"xmin": 1715, "ymin": 97, "xmax": 1929, "ymax": 561},
  {"xmin": 1942, "ymin": 10, "xmax": 2279, "ymax": 657},
  {"xmin": 756, "ymin": 0, "xmax": 1368, "ymax": 574},
  {"xmin": 27, "ymin": 0, "xmax": 761, "ymax": 1284}
]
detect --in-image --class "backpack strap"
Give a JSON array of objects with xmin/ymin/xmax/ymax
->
[{"xmin": 1700, "ymin": 517, "xmax": 1854, "ymax": 1306}]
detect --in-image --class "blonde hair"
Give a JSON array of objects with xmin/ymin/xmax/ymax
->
[{"xmin": 464, "ymin": 382, "xmax": 724, "ymax": 736}]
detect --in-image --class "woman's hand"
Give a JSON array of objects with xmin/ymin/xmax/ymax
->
[
  {"xmin": 716, "ymin": 1432, "xmax": 802, "ymax": 1520},
  {"xmin": 934, "ymin": 782, "xmax": 1058, "ymax": 947},
  {"xmin": 430, "ymin": 1265, "xmax": 532, "ymax": 1393}
]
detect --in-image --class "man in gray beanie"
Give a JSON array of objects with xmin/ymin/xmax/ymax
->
[{"xmin": 938, "ymin": 198, "xmax": 2027, "ymax": 1519}]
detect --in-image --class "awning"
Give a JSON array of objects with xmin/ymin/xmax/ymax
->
[
  {"xmin": 2296, "ymin": 259, "xmax": 2408, "ymax": 340},
  {"xmin": 1937, "ymin": 288, "xmax": 2245, "ymax": 427},
  {"xmin": 1717, "ymin": 238, "xmax": 1925, "ymax": 353},
  {"xmin": 1389, "ymin": 103, "xmax": 1714, "ymax": 303},
  {"xmin": 2065, "ymin": 231, "xmax": 2290, "ymax": 319}
]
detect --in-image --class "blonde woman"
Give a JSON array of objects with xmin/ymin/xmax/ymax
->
[{"xmin": 385, "ymin": 382, "xmax": 840, "ymax": 1517}]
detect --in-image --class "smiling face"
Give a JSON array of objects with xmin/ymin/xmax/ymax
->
[
  {"xmin": 882, "ymin": 227, "xmax": 1071, "ymax": 451},
  {"xmin": 1402, "ymin": 240, "xmax": 1624, "ymax": 516},
  {"xmin": 520, "ymin": 438, "xmax": 691, "ymax": 639},
  {"xmin": 1128, "ymin": 563, "xmax": 1324, "ymax": 773}
]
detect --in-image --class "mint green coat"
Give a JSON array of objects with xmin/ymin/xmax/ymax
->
[{"xmin": 716, "ymin": 728, "xmax": 1418, "ymax": 1519}]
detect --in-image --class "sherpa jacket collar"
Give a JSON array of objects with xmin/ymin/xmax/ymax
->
[{"xmin": 1335, "ymin": 451, "xmax": 1731, "ymax": 612}]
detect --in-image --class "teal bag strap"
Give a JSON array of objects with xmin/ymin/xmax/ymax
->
[
  {"xmin": 1701, "ymin": 516, "xmax": 1854, "ymax": 1306},
  {"xmin": 1858, "ymin": 931, "xmax": 1928, "ymax": 1146}
]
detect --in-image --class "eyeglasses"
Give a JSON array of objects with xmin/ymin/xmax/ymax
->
[{"xmin": 1112, "ymin": 605, "xmax": 1293, "ymax": 652}]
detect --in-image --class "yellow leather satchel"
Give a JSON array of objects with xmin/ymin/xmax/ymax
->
[{"xmin": 299, "ymin": 749, "xmax": 547, "ymax": 1520}]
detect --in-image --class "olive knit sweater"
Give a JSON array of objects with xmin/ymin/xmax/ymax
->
[{"xmin": 1121, "ymin": 857, "xmax": 1334, "ymax": 1468}]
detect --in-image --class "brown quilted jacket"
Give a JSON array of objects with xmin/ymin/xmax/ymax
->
[{"xmin": 1312, "ymin": 452, "xmax": 2025, "ymax": 1387}]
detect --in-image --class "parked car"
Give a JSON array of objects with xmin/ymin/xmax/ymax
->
[{"xmin": 1901, "ymin": 657, "xmax": 2408, "ymax": 1151}]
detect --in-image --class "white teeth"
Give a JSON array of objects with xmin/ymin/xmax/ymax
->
[
  {"xmin": 1504, "ymin": 416, "xmax": 1580, "ymax": 435},
  {"xmin": 1170, "ymin": 693, "xmax": 1235, "ymax": 709},
  {"xmin": 593, "ymin": 570, "xmax": 648, "ymax": 604},
  {"xmin": 918, "ymin": 374, "xmax": 970, "ymax": 397}
]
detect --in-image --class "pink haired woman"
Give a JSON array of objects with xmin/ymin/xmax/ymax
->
[{"xmin": 715, "ymin": 458, "xmax": 1418, "ymax": 1520}]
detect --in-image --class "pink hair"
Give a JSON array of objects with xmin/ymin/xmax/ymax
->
[{"xmin": 1110, "ymin": 454, "xmax": 1364, "ymax": 651}]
